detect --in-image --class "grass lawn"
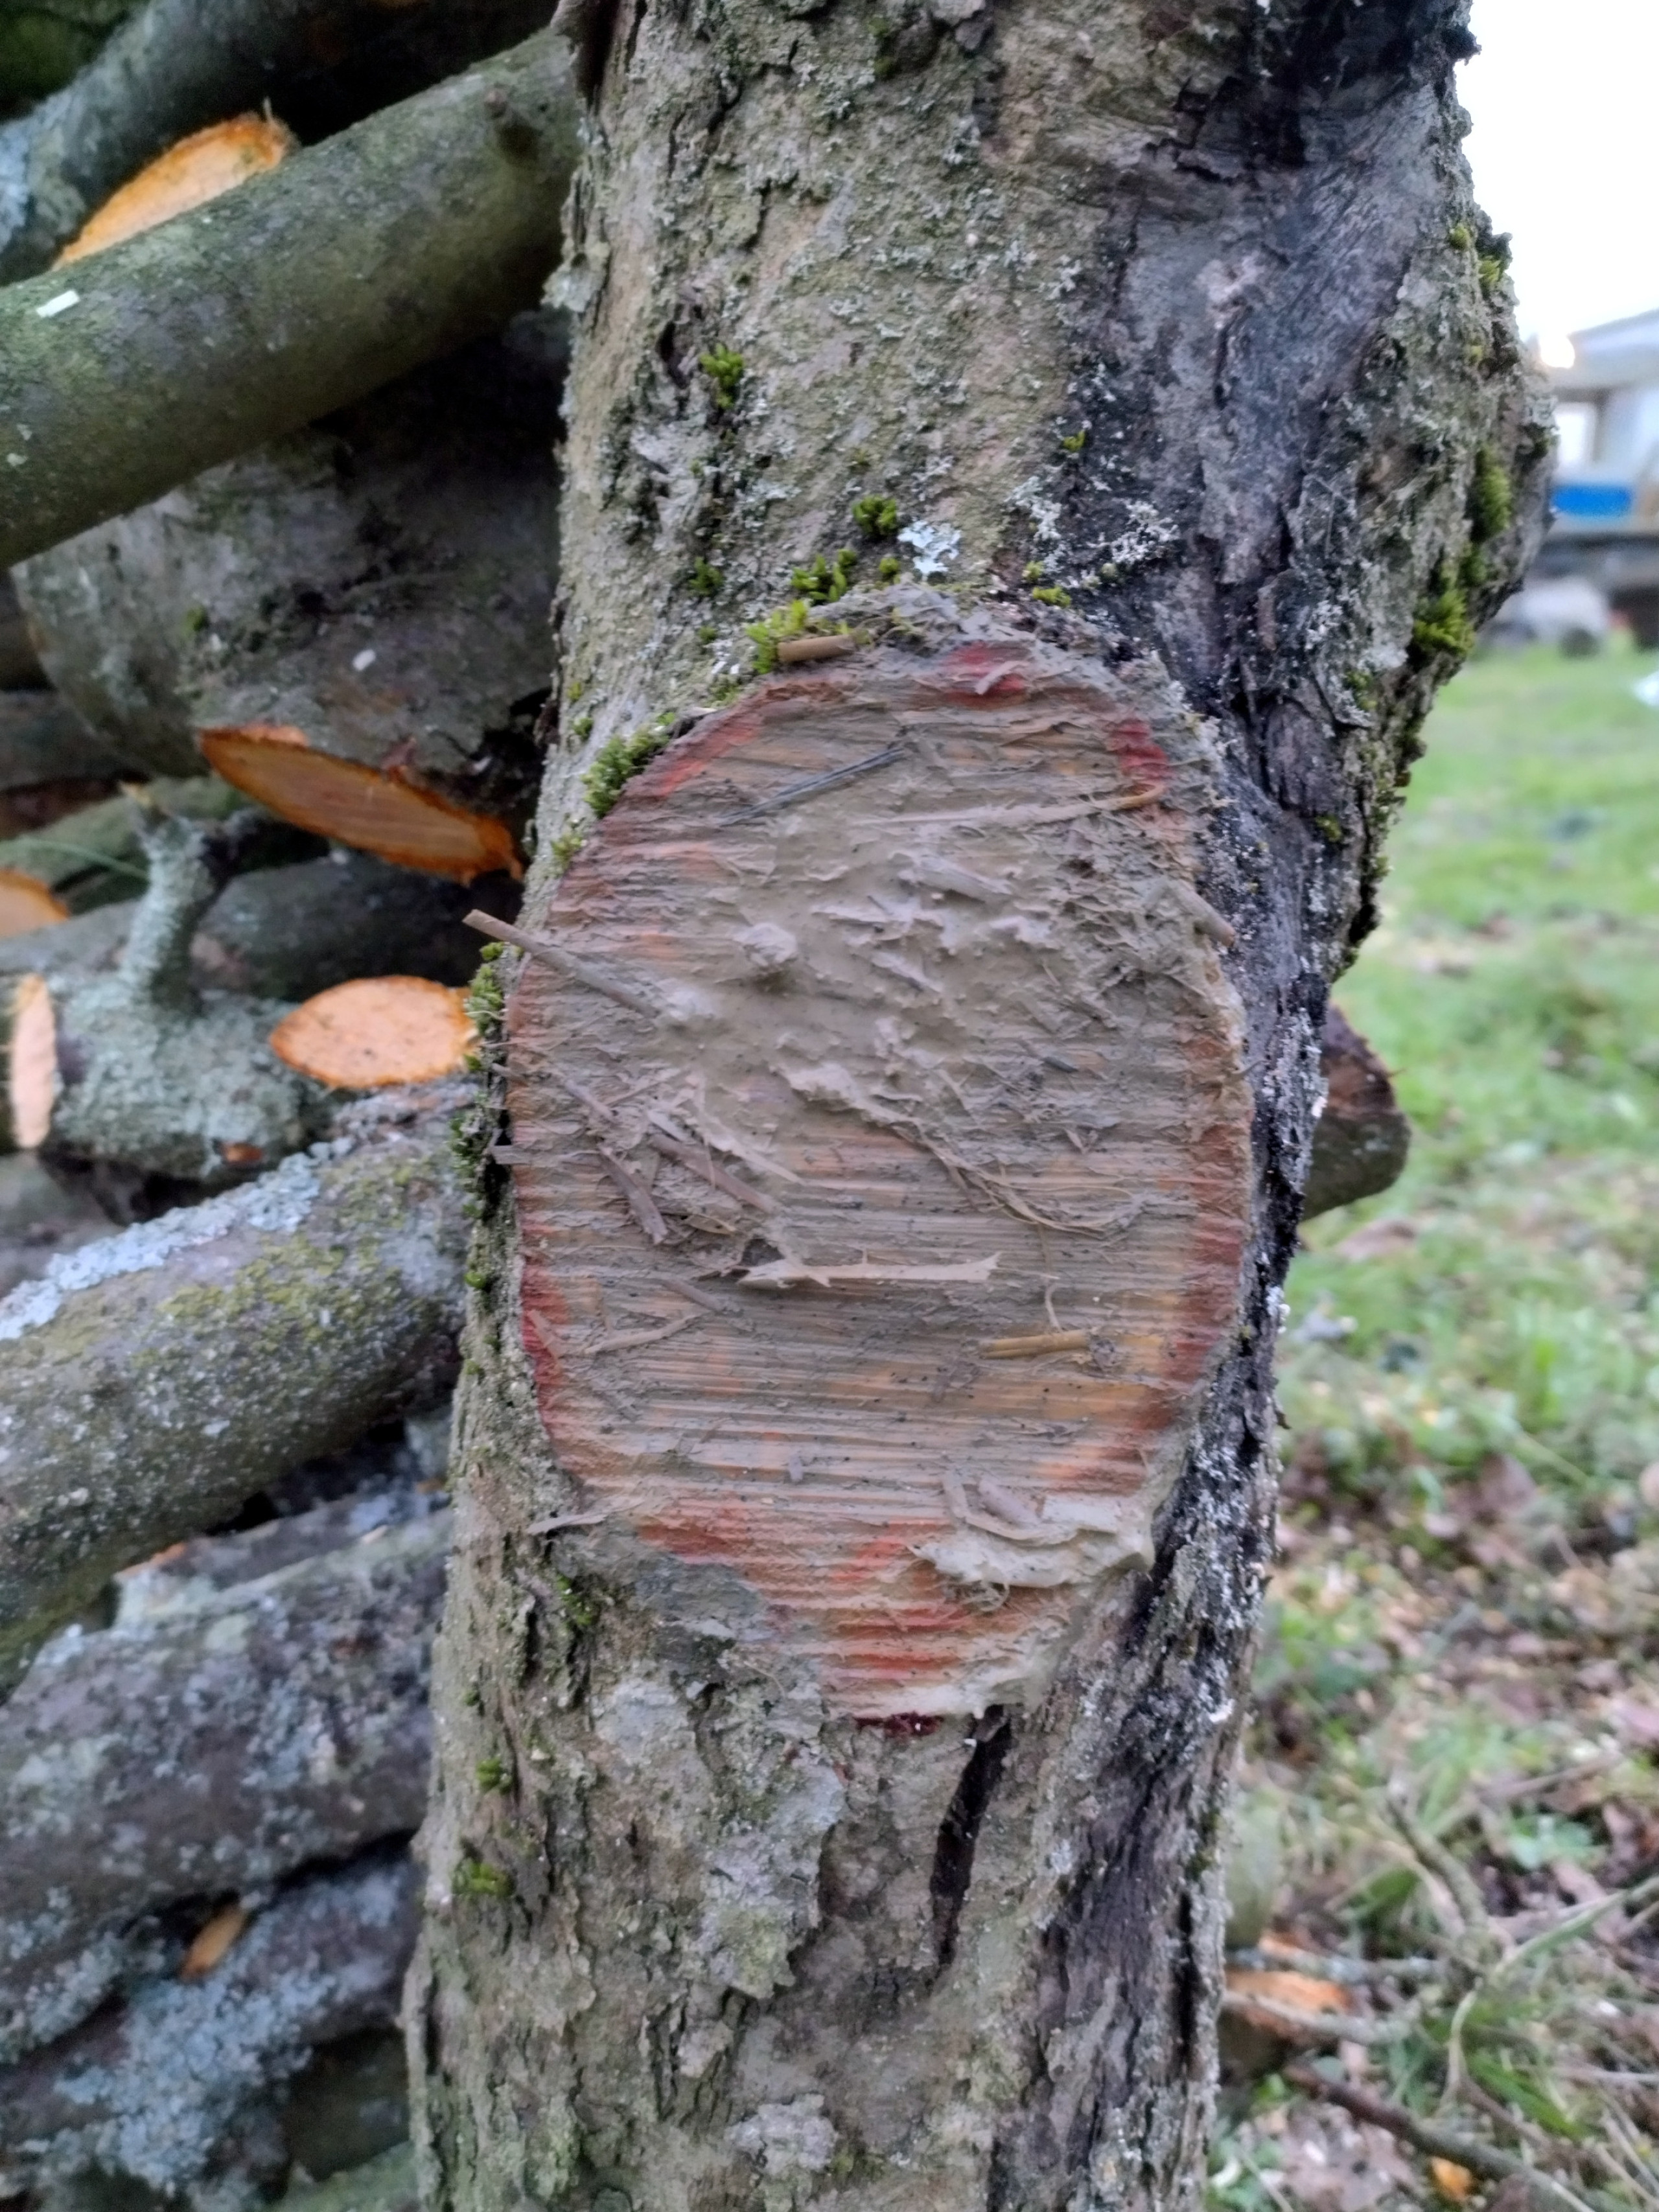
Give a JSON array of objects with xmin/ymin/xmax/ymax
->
[{"xmin": 1213, "ymin": 642, "xmax": 1659, "ymax": 2209}]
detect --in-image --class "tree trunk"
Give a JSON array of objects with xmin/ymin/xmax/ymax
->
[{"xmin": 411, "ymin": 5, "xmax": 1546, "ymax": 2207}]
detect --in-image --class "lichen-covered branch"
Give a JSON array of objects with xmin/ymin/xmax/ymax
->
[
  {"xmin": 0, "ymin": 1850, "xmax": 420, "ymax": 2209},
  {"xmin": 0, "ymin": 1504, "xmax": 445, "ymax": 2063},
  {"xmin": 11, "ymin": 807, "xmax": 329, "ymax": 1187},
  {"xmin": 0, "ymin": 1102, "xmax": 465, "ymax": 1694},
  {"xmin": 0, "ymin": 29, "xmax": 577, "ymax": 568},
  {"xmin": 0, "ymin": 0, "xmax": 559, "ymax": 282}
]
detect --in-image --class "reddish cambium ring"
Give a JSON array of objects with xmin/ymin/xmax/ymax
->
[{"xmin": 507, "ymin": 640, "xmax": 1253, "ymax": 1717}]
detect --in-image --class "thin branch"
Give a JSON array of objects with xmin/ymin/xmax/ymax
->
[{"xmin": 1284, "ymin": 2066, "xmax": 1597, "ymax": 2212}]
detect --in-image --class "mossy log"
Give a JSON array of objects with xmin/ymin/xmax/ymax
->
[
  {"xmin": 0, "ymin": 29, "xmax": 578, "ymax": 571},
  {"xmin": 17, "ymin": 327, "xmax": 563, "ymax": 850},
  {"xmin": 0, "ymin": 1100, "xmax": 465, "ymax": 1695},
  {"xmin": 0, "ymin": 1850, "xmax": 420, "ymax": 2210},
  {"xmin": 1304, "ymin": 1003, "xmax": 1412, "ymax": 1218},
  {"xmin": 0, "ymin": 847, "xmax": 520, "ymax": 1003},
  {"xmin": 0, "ymin": 1504, "xmax": 445, "ymax": 2064},
  {"xmin": 0, "ymin": 0, "xmax": 563, "ymax": 282}
]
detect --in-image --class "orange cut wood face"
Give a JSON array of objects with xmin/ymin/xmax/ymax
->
[
  {"xmin": 508, "ymin": 640, "xmax": 1253, "ymax": 1717},
  {"xmin": 0, "ymin": 872, "xmax": 69, "ymax": 940},
  {"xmin": 200, "ymin": 725, "xmax": 522, "ymax": 884},
  {"xmin": 57, "ymin": 115, "xmax": 297, "ymax": 264},
  {"xmin": 269, "ymin": 976, "xmax": 474, "ymax": 1089},
  {"xmin": 7, "ymin": 974, "xmax": 56, "ymax": 1150}
]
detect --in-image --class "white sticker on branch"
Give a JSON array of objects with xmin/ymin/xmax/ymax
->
[{"xmin": 0, "ymin": 27, "xmax": 579, "ymax": 570}]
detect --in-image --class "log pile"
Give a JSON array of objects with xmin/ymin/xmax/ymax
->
[{"xmin": 0, "ymin": 1, "xmax": 1417, "ymax": 2203}]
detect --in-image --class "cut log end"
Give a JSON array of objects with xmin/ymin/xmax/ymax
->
[
  {"xmin": 508, "ymin": 638, "xmax": 1255, "ymax": 1717},
  {"xmin": 270, "ymin": 977, "xmax": 474, "ymax": 1090},
  {"xmin": 56, "ymin": 115, "xmax": 299, "ymax": 265},
  {"xmin": 0, "ymin": 871, "xmax": 69, "ymax": 940},
  {"xmin": 4, "ymin": 975, "xmax": 54, "ymax": 1152},
  {"xmin": 200, "ymin": 727, "xmax": 522, "ymax": 884}
]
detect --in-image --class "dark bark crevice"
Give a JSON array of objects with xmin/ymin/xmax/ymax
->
[{"xmin": 929, "ymin": 1708, "xmax": 1014, "ymax": 1970}]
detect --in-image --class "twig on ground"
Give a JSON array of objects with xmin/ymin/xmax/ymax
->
[{"xmin": 1283, "ymin": 2064, "xmax": 1596, "ymax": 2212}]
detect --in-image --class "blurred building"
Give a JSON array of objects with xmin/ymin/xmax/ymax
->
[{"xmin": 1544, "ymin": 309, "xmax": 1659, "ymax": 642}]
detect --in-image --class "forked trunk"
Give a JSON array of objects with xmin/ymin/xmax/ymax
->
[{"xmin": 412, "ymin": 3, "xmax": 1545, "ymax": 2206}]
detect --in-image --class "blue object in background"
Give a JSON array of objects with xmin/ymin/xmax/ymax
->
[{"xmin": 1553, "ymin": 481, "xmax": 1635, "ymax": 519}]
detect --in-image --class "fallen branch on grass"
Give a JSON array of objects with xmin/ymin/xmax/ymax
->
[{"xmin": 1282, "ymin": 2065, "xmax": 1595, "ymax": 2212}]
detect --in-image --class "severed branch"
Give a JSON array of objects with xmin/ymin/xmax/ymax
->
[
  {"xmin": 0, "ymin": 1507, "xmax": 445, "ymax": 2063},
  {"xmin": 0, "ymin": 0, "xmax": 559, "ymax": 281},
  {"xmin": 0, "ymin": 28, "xmax": 578, "ymax": 568},
  {"xmin": 0, "ymin": 1102, "xmax": 466, "ymax": 1695}
]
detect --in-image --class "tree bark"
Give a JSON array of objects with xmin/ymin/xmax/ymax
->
[
  {"xmin": 412, "ymin": 3, "xmax": 1546, "ymax": 2209},
  {"xmin": 0, "ymin": 0, "xmax": 560, "ymax": 282},
  {"xmin": 0, "ymin": 774, "xmax": 255, "ymax": 914},
  {"xmin": 0, "ymin": 1504, "xmax": 445, "ymax": 2064},
  {"xmin": 0, "ymin": 1099, "xmax": 464, "ymax": 1694},
  {"xmin": 0, "ymin": 30, "xmax": 578, "ymax": 570}
]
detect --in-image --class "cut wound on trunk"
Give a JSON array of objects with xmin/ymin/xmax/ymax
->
[{"xmin": 509, "ymin": 637, "xmax": 1253, "ymax": 1716}]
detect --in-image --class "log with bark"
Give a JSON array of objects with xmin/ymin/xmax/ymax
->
[
  {"xmin": 17, "ymin": 324, "xmax": 565, "ymax": 869},
  {"xmin": 0, "ymin": 1090, "xmax": 465, "ymax": 1695},
  {"xmin": 408, "ymin": 3, "xmax": 1550, "ymax": 2207},
  {"xmin": 0, "ymin": 1849, "xmax": 421, "ymax": 2211},
  {"xmin": 0, "ymin": 774, "xmax": 259, "ymax": 925},
  {"xmin": 0, "ymin": 0, "xmax": 564, "ymax": 283},
  {"xmin": 0, "ymin": 29, "xmax": 579, "ymax": 571},
  {"xmin": 0, "ymin": 1503, "xmax": 446, "ymax": 2064}
]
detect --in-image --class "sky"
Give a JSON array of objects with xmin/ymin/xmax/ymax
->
[{"xmin": 1461, "ymin": 0, "xmax": 1659, "ymax": 353}]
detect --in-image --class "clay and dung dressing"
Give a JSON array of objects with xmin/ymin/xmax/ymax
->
[{"xmin": 509, "ymin": 640, "xmax": 1254, "ymax": 1716}]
